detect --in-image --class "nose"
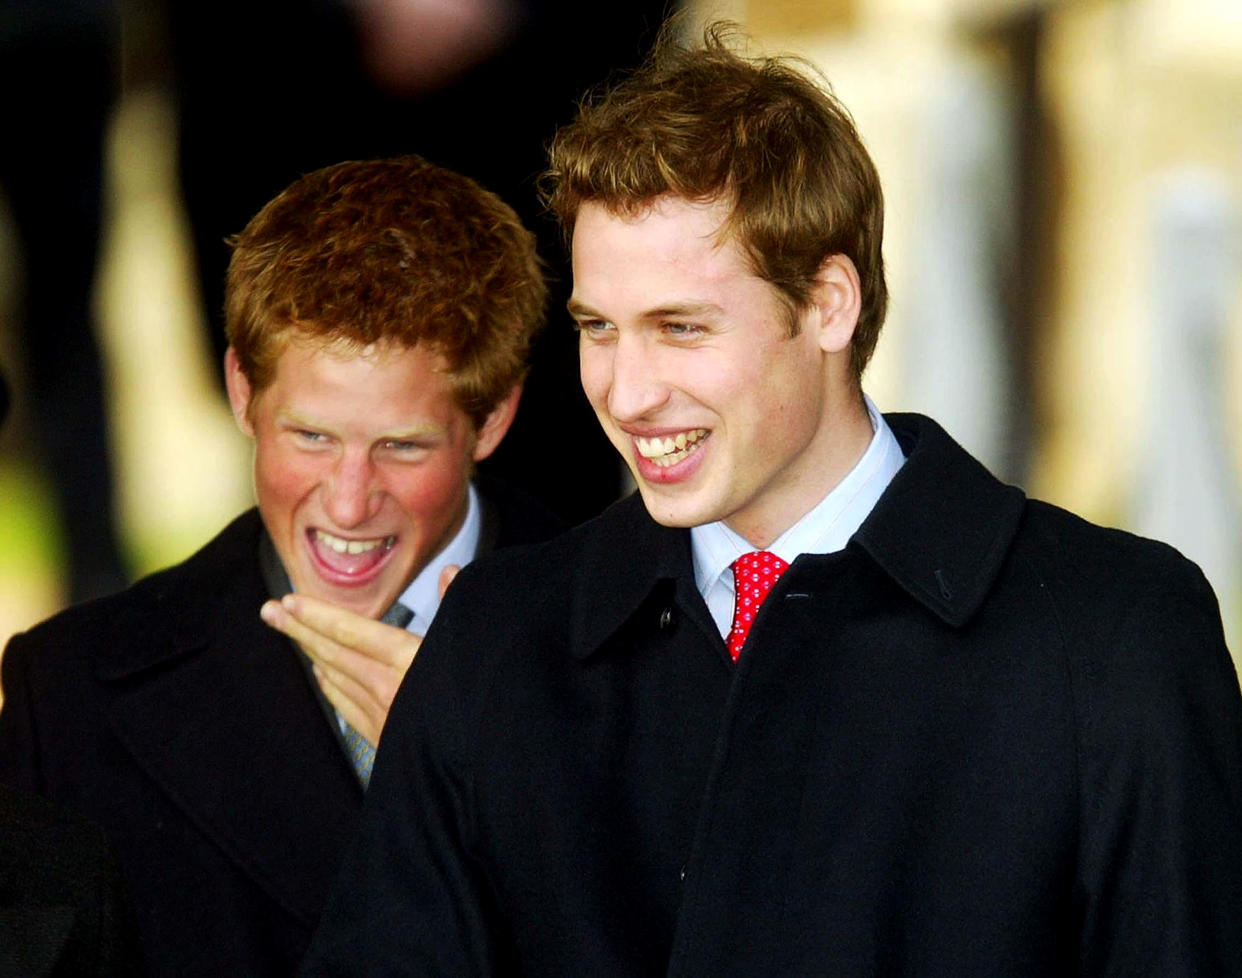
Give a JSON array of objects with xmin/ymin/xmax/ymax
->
[
  {"xmin": 604, "ymin": 333, "xmax": 669, "ymax": 423},
  {"xmin": 323, "ymin": 450, "xmax": 381, "ymax": 528}
]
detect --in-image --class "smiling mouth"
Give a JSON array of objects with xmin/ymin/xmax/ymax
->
[
  {"xmin": 633, "ymin": 429, "xmax": 708, "ymax": 468},
  {"xmin": 313, "ymin": 529, "xmax": 397, "ymax": 554},
  {"xmin": 308, "ymin": 529, "xmax": 397, "ymax": 581}
]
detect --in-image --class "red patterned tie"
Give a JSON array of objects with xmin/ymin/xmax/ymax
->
[{"xmin": 727, "ymin": 551, "xmax": 790, "ymax": 660}]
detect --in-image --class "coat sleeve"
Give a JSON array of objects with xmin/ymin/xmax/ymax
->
[
  {"xmin": 0, "ymin": 632, "xmax": 46, "ymax": 792},
  {"xmin": 300, "ymin": 578, "xmax": 513, "ymax": 976},
  {"xmin": 1073, "ymin": 560, "xmax": 1242, "ymax": 976}
]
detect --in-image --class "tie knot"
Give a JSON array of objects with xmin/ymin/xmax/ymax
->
[
  {"xmin": 382, "ymin": 601, "xmax": 414, "ymax": 630},
  {"xmin": 727, "ymin": 551, "xmax": 789, "ymax": 661}
]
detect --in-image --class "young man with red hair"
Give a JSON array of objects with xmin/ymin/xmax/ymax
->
[{"xmin": 0, "ymin": 156, "xmax": 562, "ymax": 976}]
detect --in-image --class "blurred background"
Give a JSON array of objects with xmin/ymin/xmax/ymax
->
[{"xmin": 1, "ymin": 0, "xmax": 1240, "ymax": 668}]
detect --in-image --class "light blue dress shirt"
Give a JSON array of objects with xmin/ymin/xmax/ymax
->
[
  {"xmin": 395, "ymin": 482, "xmax": 482, "ymax": 636},
  {"xmin": 690, "ymin": 397, "xmax": 906, "ymax": 639}
]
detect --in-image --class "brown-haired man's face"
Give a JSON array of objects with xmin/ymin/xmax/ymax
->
[
  {"xmin": 226, "ymin": 336, "xmax": 514, "ymax": 619},
  {"xmin": 572, "ymin": 196, "xmax": 860, "ymax": 548}
]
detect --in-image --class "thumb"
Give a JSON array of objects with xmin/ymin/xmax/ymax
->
[{"xmin": 438, "ymin": 563, "xmax": 461, "ymax": 599}]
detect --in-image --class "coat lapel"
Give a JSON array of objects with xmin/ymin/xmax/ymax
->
[
  {"xmin": 566, "ymin": 493, "xmax": 710, "ymax": 661},
  {"xmin": 855, "ymin": 414, "xmax": 1026, "ymax": 627},
  {"xmin": 95, "ymin": 513, "xmax": 361, "ymax": 927}
]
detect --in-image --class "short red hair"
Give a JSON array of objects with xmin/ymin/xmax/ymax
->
[{"xmin": 226, "ymin": 156, "xmax": 546, "ymax": 427}]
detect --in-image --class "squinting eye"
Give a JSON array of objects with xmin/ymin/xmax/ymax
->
[
  {"xmin": 576, "ymin": 319, "xmax": 614, "ymax": 335},
  {"xmin": 664, "ymin": 322, "xmax": 701, "ymax": 336},
  {"xmin": 297, "ymin": 430, "xmax": 325, "ymax": 442}
]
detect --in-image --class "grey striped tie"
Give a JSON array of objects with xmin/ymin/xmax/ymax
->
[{"xmin": 341, "ymin": 600, "xmax": 414, "ymax": 787}]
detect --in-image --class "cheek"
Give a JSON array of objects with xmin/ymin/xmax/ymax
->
[
  {"xmin": 680, "ymin": 353, "xmax": 753, "ymax": 411},
  {"xmin": 747, "ymin": 362, "xmax": 825, "ymax": 454},
  {"xmin": 387, "ymin": 457, "xmax": 471, "ymax": 530},
  {"xmin": 253, "ymin": 445, "xmax": 320, "ymax": 516}
]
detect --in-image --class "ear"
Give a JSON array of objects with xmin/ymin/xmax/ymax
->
[
  {"xmin": 807, "ymin": 254, "xmax": 862, "ymax": 355},
  {"xmin": 223, "ymin": 347, "xmax": 256, "ymax": 437},
  {"xmin": 472, "ymin": 384, "xmax": 522, "ymax": 462}
]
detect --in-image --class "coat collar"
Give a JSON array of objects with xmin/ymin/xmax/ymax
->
[
  {"xmin": 567, "ymin": 413, "xmax": 1026, "ymax": 658},
  {"xmin": 568, "ymin": 494, "xmax": 701, "ymax": 660},
  {"xmin": 853, "ymin": 413, "xmax": 1026, "ymax": 627},
  {"xmin": 93, "ymin": 510, "xmax": 269, "ymax": 681},
  {"xmin": 92, "ymin": 510, "xmax": 361, "ymax": 927}
]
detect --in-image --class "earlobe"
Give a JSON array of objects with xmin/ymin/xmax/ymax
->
[
  {"xmin": 810, "ymin": 254, "xmax": 862, "ymax": 355},
  {"xmin": 472, "ymin": 385, "xmax": 522, "ymax": 462},
  {"xmin": 223, "ymin": 347, "xmax": 256, "ymax": 436}
]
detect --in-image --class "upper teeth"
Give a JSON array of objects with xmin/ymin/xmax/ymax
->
[
  {"xmin": 635, "ymin": 429, "xmax": 707, "ymax": 464},
  {"xmin": 315, "ymin": 530, "xmax": 395, "ymax": 555}
]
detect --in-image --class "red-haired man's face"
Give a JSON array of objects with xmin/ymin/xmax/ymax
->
[{"xmin": 227, "ymin": 337, "xmax": 516, "ymax": 617}]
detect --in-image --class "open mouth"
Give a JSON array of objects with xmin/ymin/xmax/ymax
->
[
  {"xmin": 307, "ymin": 529, "xmax": 396, "ymax": 580},
  {"xmin": 633, "ymin": 429, "xmax": 708, "ymax": 468}
]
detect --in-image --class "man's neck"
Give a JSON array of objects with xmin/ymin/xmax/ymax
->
[
  {"xmin": 689, "ymin": 397, "xmax": 906, "ymax": 638},
  {"xmin": 728, "ymin": 391, "xmax": 875, "ymax": 549}
]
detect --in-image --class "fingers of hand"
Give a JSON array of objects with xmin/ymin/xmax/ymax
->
[
  {"xmin": 269, "ymin": 594, "xmax": 419, "ymax": 670},
  {"xmin": 258, "ymin": 595, "xmax": 422, "ymax": 732},
  {"xmin": 261, "ymin": 598, "xmax": 352, "ymax": 667},
  {"xmin": 280, "ymin": 594, "xmax": 402, "ymax": 662},
  {"xmin": 312, "ymin": 664, "xmax": 383, "ymax": 746},
  {"xmin": 439, "ymin": 563, "xmax": 460, "ymax": 599}
]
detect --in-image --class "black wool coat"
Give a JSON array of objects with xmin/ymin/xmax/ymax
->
[
  {"xmin": 0, "ymin": 785, "xmax": 145, "ymax": 978},
  {"xmin": 303, "ymin": 414, "xmax": 1242, "ymax": 977},
  {"xmin": 0, "ymin": 482, "xmax": 564, "ymax": 978}
]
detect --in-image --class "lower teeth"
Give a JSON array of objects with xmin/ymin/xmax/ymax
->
[{"xmin": 652, "ymin": 441, "xmax": 701, "ymax": 467}]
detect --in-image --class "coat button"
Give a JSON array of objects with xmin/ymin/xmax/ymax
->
[{"xmin": 659, "ymin": 606, "xmax": 676, "ymax": 630}]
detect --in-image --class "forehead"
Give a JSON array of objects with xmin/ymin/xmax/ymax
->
[
  {"xmin": 573, "ymin": 196, "xmax": 733, "ymax": 259},
  {"xmin": 267, "ymin": 331, "xmax": 400, "ymax": 372},
  {"xmin": 570, "ymin": 196, "xmax": 770, "ymax": 316},
  {"xmin": 260, "ymin": 335, "xmax": 462, "ymax": 426}
]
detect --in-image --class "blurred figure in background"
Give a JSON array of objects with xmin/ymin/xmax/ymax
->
[{"xmin": 0, "ymin": 0, "xmax": 128, "ymax": 603}]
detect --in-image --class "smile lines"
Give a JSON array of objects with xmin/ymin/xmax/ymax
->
[{"xmin": 634, "ymin": 429, "xmax": 707, "ymax": 467}]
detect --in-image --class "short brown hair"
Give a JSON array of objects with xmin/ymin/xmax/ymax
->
[
  {"xmin": 544, "ymin": 23, "xmax": 887, "ymax": 379},
  {"xmin": 227, "ymin": 156, "xmax": 546, "ymax": 426}
]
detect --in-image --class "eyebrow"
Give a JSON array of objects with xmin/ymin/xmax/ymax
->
[
  {"xmin": 278, "ymin": 409, "xmax": 324, "ymax": 430},
  {"xmin": 566, "ymin": 297, "xmax": 600, "ymax": 319},
  {"xmin": 640, "ymin": 302, "xmax": 723, "ymax": 321},
  {"xmin": 565, "ymin": 298, "xmax": 724, "ymax": 321},
  {"xmin": 279, "ymin": 410, "xmax": 446, "ymax": 441}
]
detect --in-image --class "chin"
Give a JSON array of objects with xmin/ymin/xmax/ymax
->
[
  {"xmin": 638, "ymin": 491, "xmax": 709, "ymax": 529},
  {"xmin": 300, "ymin": 580, "xmax": 390, "ymax": 620},
  {"xmin": 339, "ymin": 593, "xmax": 382, "ymax": 617}
]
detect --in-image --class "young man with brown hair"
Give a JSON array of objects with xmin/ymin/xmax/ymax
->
[
  {"xmin": 0, "ymin": 156, "xmax": 562, "ymax": 976},
  {"xmin": 304, "ymin": 27, "xmax": 1242, "ymax": 977}
]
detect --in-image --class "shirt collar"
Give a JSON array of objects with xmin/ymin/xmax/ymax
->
[
  {"xmin": 395, "ymin": 482, "xmax": 481, "ymax": 632},
  {"xmin": 567, "ymin": 414, "xmax": 1026, "ymax": 661},
  {"xmin": 691, "ymin": 396, "xmax": 905, "ymax": 598}
]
